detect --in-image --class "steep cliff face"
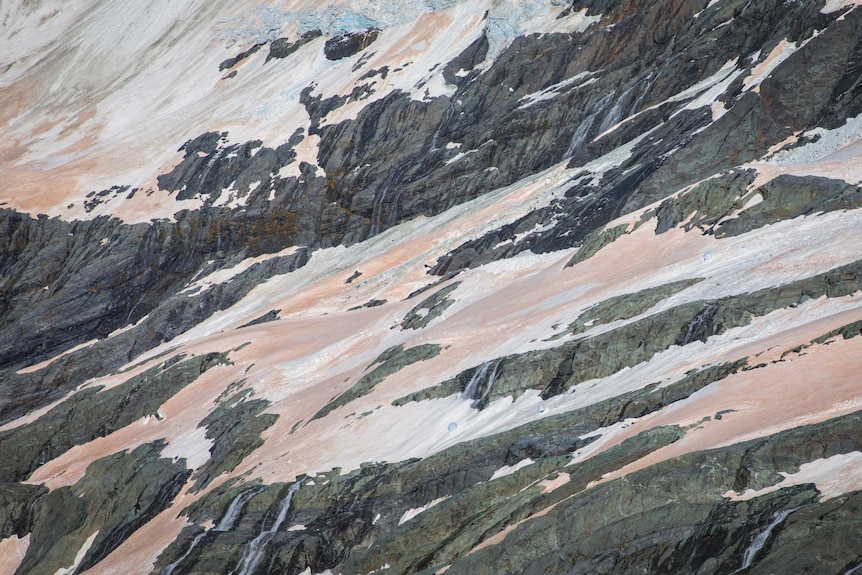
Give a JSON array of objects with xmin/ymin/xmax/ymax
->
[{"xmin": 1, "ymin": 1, "xmax": 862, "ymax": 574}]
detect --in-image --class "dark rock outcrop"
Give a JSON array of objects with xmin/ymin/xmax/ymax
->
[
  {"xmin": 324, "ymin": 29, "xmax": 380, "ymax": 61},
  {"xmin": 17, "ymin": 442, "xmax": 190, "ymax": 575},
  {"xmin": 3, "ymin": 2, "xmax": 862, "ymax": 574},
  {"xmin": 192, "ymin": 391, "xmax": 278, "ymax": 490},
  {"xmin": 267, "ymin": 30, "xmax": 323, "ymax": 62},
  {"xmin": 0, "ymin": 352, "xmax": 228, "ymax": 483},
  {"xmin": 312, "ymin": 343, "xmax": 442, "ymax": 420}
]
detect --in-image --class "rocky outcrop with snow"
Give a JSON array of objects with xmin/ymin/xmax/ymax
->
[{"xmin": 1, "ymin": 0, "xmax": 862, "ymax": 574}]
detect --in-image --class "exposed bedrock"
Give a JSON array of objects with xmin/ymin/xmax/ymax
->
[
  {"xmin": 151, "ymin": 411, "xmax": 862, "ymax": 575},
  {"xmin": 15, "ymin": 442, "xmax": 191, "ymax": 575},
  {"xmin": 2, "ymin": 2, "xmax": 862, "ymax": 573},
  {"xmin": 2, "ymin": 0, "xmax": 856, "ymax": 409},
  {"xmin": 0, "ymin": 352, "xmax": 229, "ymax": 483}
]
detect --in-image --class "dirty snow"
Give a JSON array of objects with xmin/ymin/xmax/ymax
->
[{"xmin": 726, "ymin": 451, "xmax": 862, "ymax": 502}]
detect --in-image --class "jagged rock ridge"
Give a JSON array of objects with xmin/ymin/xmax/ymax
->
[{"xmin": 1, "ymin": 0, "xmax": 861, "ymax": 574}]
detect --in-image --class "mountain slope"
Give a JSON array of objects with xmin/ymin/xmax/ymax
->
[{"xmin": 1, "ymin": 1, "xmax": 862, "ymax": 574}]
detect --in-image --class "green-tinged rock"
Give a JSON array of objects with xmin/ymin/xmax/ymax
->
[
  {"xmin": 715, "ymin": 174, "xmax": 862, "ymax": 237},
  {"xmin": 651, "ymin": 169, "xmax": 757, "ymax": 234},
  {"xmin": 401, "ymin": 282, "xmax": 461, "ymax": 330},
  {"xmin": 443, "ymin": 411, "xmax": 862, "ymax": 575},
  {"xmin": 0, "ymin": 483, "xmax": 47, "ymax": 539},
  {"xmin": 0, "ymin": 352, "xmax": 229, "ymax": 483},
  {"xmin": 191, "ymin": 390, "xmax": 279, "ymax": 490},
  {"xmin": 425, "ymin": 258, "xmax": 862, "ymax": 405},
  {"xmin": 343, "ymin": 425, "xmax": 684, "ymax": 574},
  {"xmin": 17, "ymin": 442, "xmax": 190, "ymax": 575},
  {"xmin": 566, "ymin": 223, "xmax": 628, "ymax": 266},
  {"xmin": 555, "ymin": 278, "xmax": 704, "ymax": 338},
  {"xmin": 312, "ymin": 344, "xmax": 442, "ymax": 420},
  {"xmin": 391, "ymin": 378, "xmax": 463, "ymax": 406}
]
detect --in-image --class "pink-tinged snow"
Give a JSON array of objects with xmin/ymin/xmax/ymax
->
[
  {"xmin": 179, "ymin": 246, "xmax": 299, "ymax": 296},
  {"xmin": 0, "ymin": 0, "xmax": 603, "ymax": 224},
  {"xmin": 821, "ymin": 0, "xmax": 862, "ymax": 14},
  {"xmin": 11, "ymin": 123, "xmax": 860, "ymax": 493},
  {"xmin": 0, "ymin": 340, "xmax": 190, "ymax": 434},
  {"xmin": 0, "ymin": 534, "xmax": 29, "ymax": 575},
  {"xmin": 15, "ymin": 339, "xmax": 99, "ymax": 375},
  {"xmin": 20, "ymin": 154, "xmax": 862, "ymax": 489},
  {"xmin": 726, "ymin": 451, "xmax": 862, "ymax": 502},
  {"xmin": 77, "ymin": 490, "xmax": 198, "ymax": 575},
  {"xmin": 25, "ymin": 360, "xmax": 244, "ymax": 488},
  {"xmin": 468, "ymin": 304, "xmax": 862, "ymax": 552},
  {"xmin": 590, "ymin": 333, "xmax": 862, "ymax": 489},
  {"xmin": 167, "ymin": 202, "xmax": 860, "ymax": 485},
  {"xmin": 741, "ymin": 40, "xmax": 798, "ymax": 92},
  {"xmin": 518, "ymin": 72, "xmax": 595, "ymax": 109},
  {"xmin": 766, "ymin": 114, "xmax": 862, "ymax": 165},
  {"xmin": 9, "ymin": 178, "xmax": 861, "ymax": 573},
  {"xmin": 750, "ymin": 158, "xmax": 862, "ymax": 188}
]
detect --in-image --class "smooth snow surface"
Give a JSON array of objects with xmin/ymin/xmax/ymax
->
[
  {"xmin": 0, "ymin": 535, "xmax": 30, "ymax": 575},
  {"xmin": 159, "ymin": 425, "xmax": 213, "ymax": 470}
]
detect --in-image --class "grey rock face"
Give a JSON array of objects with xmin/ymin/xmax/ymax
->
[
  {"xmin": 267, "ymin": 30, "xmax": 323, "ymax": 62},
  {"xmin": 324, "ymin": 29, "xmax": 380, "ymax": 60},
  {"xmin": 400, "ymin": 282, "xmax": 460, "ymax": 330},
  {"xmin": 312, "ymin": 343, "xmax": 442, "ymax": 420},
  {"xmin": 149, "ymin": 411, "xmax": 862, "ymax": 575},
  {"xmin": 3, "ymin": 1, "xmax": 862, "ymax": 574},
  {"xmin": 16, "ymin": 442, "xmax": 191, "ymax": 575},
  {"xmin": 0, "ymin": 352, "xmax": 229, "ymax": 483},
  {"xmin": 192, "ymin": 392, "xmax": 279, "ymax": 491},
  {"xmin": 2, "ymin": 0, "xmax": 845, "ymax": 394}
]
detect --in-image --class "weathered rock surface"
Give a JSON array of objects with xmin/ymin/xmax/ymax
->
[
  {"xmin": 0, "ymin": 352, "xmax": 228, "ymax": 483},
  {"xmin": 17, "ymin": 442, "xmax": 190, "ymax": 575},
  {"xmin": 1, "ymin": 0, "xmax": 861, "ymax": 573}
]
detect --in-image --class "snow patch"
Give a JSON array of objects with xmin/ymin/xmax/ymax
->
[
  {"xmin": 726, "ymin": 452, "xmax": 862, "ymax": 501},
  {"xmin": 739, "ymin": 192, "xmax": 763, "ymax": 211},
  {"xmin": 0, "ymin": 534, "xmax": 30, "ymax": 575},
  {"xmin": 398, "ymin": 496, "xmax": 450, "ymax": 525},
  {"xmin": 490, "ymin": 458, "xmax": 535, "ymax": 480},
  {"xmin": 518, "ymin": 72, "xmax": 594, "ymax": 109},
  {"xmin": 160, "ymin": 426, "xmax": 213, "ymax": 470},
  {"xmin": 821, "ymin": 0, "xmax": 862, "ymax": 13},
  {"xmin": 444, "ymin": 149, "xmax": 476, "ymax": 165},
  {"xmin": 180, "ymin": 246, "xmax": 299, "ymax": 296},
  {"xmin": 682, "ymin": 60, "xmax": 742, "ymax": 120},
  {"xmin": 742, "ymin": 40, "xmax": 798, "ymax": 92}
]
